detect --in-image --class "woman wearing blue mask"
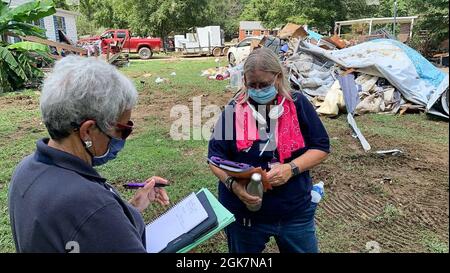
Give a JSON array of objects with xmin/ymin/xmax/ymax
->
[
  {"xmin": 208, "ymin": 48, "xmax": 330, "ymax": 253},
  {"xmin": 8, "ymin": 56, "xmax": 169, "ymax": 253}
]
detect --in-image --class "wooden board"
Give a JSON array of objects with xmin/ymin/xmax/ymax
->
[{"xmin": 21, "ymin": 36, "xmax": 86, "ymax": 55}]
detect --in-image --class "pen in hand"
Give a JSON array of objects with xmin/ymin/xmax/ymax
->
[{"xmin": 123, "ymin": 182, "xmax": 170, "ymax": 189}]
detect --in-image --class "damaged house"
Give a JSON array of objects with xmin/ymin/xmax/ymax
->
[{"xmin": 3, "ymin": 0, "xmax": 79, "ymax": 44}]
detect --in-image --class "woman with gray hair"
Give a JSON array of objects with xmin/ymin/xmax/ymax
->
[{"xmin": 8, "ymin": 56, "xmax": 169, "ymax": 253}]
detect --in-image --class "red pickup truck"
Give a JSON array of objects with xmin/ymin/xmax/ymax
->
[{"xmin": 78, "ymin": 29, "xmax": 163, "ymax": 59}]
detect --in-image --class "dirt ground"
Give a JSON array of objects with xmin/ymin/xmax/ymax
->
[
  {"xmin": 133, "ymin": 87, "xmax": 449, "ymax": 253},
  {"xmin": 315, "ymin": 122, "xmax": 448, "ymax": 252}
]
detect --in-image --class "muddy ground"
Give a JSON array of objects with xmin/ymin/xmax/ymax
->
[{"xmin": 133, "ymin": 87, "xmax": 449, "ymax": 253}]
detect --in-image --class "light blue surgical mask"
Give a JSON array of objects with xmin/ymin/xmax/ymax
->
[
  {"xmin": 91, "ymin": 136, "xmax": 125, "ymax": 166},
  {"xmin": 248, "ymin": 84, "xmax": 278, "ymax": 104}
]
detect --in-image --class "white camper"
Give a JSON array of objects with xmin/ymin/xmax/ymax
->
[{"xmin": 176, "ymin": 26, "xmax": 229, "ymax": 57}]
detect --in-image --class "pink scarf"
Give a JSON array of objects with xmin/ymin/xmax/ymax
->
[{"xmin": 235, "ymin": 95, "xmax": 305, "ymax": 163}]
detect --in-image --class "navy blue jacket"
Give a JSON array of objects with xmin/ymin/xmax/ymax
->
[
  {"xmin": 8, "ymin": 139, "xmax": 146, "ymax": 253},
  {"xmin": 208, "ymin": 92, "xmax": 330, "ymax": 223}
]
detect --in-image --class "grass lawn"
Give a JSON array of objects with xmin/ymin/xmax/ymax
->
[{"xmin": 0, "ymin": 57, "xmax": 448, "ymax": 253}]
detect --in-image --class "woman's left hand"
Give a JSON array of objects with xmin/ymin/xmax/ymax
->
[
  {"xmin": 267, "ymin": 164, "xmax": 292, "ymax": 187},
  {"xmin": 130, "ymin": 176, "xmax": 170, "ymax": 213}
]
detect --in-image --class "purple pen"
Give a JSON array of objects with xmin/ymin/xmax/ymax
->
[{"xmin": 123, "ymin": 182, "xmax": 169, "ymax": 189}]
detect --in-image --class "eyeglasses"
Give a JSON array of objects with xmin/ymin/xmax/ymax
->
[
  {"xmin": 114, "ymin": 120, "xmax": 134, "ymax": 140},
  {"xmin": 246, "ymin": 74, "xmax": 278, "ymax": 89},
  {"xmin": 72, "ymin": 120, "xmax": 134, "ymax": 140}
]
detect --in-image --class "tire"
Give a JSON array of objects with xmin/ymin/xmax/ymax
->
[
  {"xmin": 228, "ymin": 52, "xmax": 236, "ymax": 67},
  {"xmin": 222, "ymin": 47, "xmax": 229, "ymax": 56},
  {"xmin": 212, "ymin": 47, "xmax": 222, "ymax": 57},
  {"xmin": 138, "ymin": 47, "xmax": 152, "ymax": 60}
]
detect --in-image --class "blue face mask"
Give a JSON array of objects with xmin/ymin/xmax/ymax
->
[
  {"xmin": 248, "ymin": 84, "xmax": 277, "ymax": 104},
  {"xmin": 91, "ymin": 136, "xmax": 126, "ymax": 166}
]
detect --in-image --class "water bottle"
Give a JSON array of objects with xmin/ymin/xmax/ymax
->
[
  {"xmin": 311, "ymin": 181, "xmax": 325, "ymax": 203},
  {"xmin": 246, "ymin": 173, "xmax": 264, "ymax": 212},
  {"xmin": 229, "ymin": 64, "xmax": 244, "ymax": 91}
]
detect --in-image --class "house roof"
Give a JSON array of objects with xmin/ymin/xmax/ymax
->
[
  {"xmin": 56, "ymin": 8, "xmax": 80, "ymax": 17},
  {"xmin": 240, "ymin": 21, "xmax": 265, "ymax": 30}
]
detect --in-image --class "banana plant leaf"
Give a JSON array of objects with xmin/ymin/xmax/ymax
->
[
  {"xmin": 0, "ymin": 0, "xmax": 55, "ymax": 25},
  {"xmin": 1, "ymin": 21, "xmax": 46, "ymax": 38},
  {"xmin": 0, "ymin": 46, "xmax": 28, "ymax": 82},
  {"xmin": 7, "ymin": 41, "xmax": 49, "ymax": 53},
  {"xmin": 0, "ymin": 0, "xmax": 55, "ymax": 39}
]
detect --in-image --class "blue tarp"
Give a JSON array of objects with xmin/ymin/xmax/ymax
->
[
  {"xmin": 372, "ymin": 39, "xmax": 446, "ymax": 88},
  {"xmin": 307, "ymin": 30, "xmax": 323, "ymax": 41}
]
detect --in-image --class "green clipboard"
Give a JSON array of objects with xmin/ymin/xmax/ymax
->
[{"xmin": 177, "ymin": 188, "xmax": 235, "ymax": 253}]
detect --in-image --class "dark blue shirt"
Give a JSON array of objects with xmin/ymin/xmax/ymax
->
[
  {"xmin": 8, "ymin": 138, "xmax": 146, "ymax": 253},
  {"xmin": 208, "ymin": 92, "xmax": 330, "ymax": 223}
]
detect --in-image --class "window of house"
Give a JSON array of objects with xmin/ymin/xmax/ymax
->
[
  {"xmin": 31, "ymin": 19, "xmax": 45, "ymax": 29},
  {"xmin": 53, "ymin": 16, "xmax": 66, "ymax": 42},
  {"xmin": 245, "ymin": 30, "xmax": 253, "ymax": 37}
]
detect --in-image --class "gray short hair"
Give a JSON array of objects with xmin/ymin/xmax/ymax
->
[{"xmin": 40, "ymin": 56, "xmax": 138, "ymax": 140}]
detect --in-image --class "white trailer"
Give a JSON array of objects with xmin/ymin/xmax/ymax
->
[{"xmin": 177, "ymin": 26, "xmax": 229, "ymax": 57}]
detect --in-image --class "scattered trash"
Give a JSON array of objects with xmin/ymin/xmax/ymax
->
[
  {"xmin": 155, "ymin": 77, "xmax": 166, "ymax": 84},
  {"xmin": 201, "ymin": 66, "xmax": 231, "ymax": 81},
  {"xmin": 215, "ymin": 73, "xmax": 229, "ymax": 81},
  {"xmin": 347, "ymin": 113, "xmax": 371, "ymax": 152},
  {"xmin": 379, "ymin": 177, "xmax": 393, "ymax": 184},
  {"xmin": 142, "ymin": 73, "xmax": 152, "ymax": 78},
  {"xmin": 375, "ymin": 149, "xmax": 404, "ymax": 156},
  {"xmin": 201, "ymin": 68, "xmax": 218, "ymax": 77},
  {"xmin": 365, "ymin": 241, "xmax": 382, "ymax": 253},
  {"xmin": 170, "ymin": 72, "xmax": 176, "ymax": 76}
]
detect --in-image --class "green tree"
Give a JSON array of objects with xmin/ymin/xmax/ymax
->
[
  {"xmin": 77, "ymin": 0, "xmax": 248, "ymax": 40},
  {"xmin": 241, "ymin": 0, "xmax": 346, "ymax": 32},
  {"xmin": 410, "ymin": 0, "xmax": 449, "ymax": 50},
  {"xmin": 206, "ymin": 0, "xmax": 249, "ymax": 39},
  {"xmin": 0, "ymin": 0, "xmax": 55, "ymax": 93},
  {"xmin": 118, "ymin": 0, "xmax": 212, "ymax": 39},
  {"xmin": 77, "ymin": 0, "xmax": 124, "ymax": 36},
  {"xmin": 53, "ymin": 0, "xmax": 69, "ymax": 9}
]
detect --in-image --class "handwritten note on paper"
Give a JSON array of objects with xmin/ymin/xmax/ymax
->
[{"xmin": 145, "ymin": 192, "xmax": 208, "ymax": 253}]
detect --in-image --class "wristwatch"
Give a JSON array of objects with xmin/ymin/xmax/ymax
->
[
  {"xmin": 289, "ymin": 162, "xmax": 300, "ymax": 177},
  {"xmin": 224, "ymin": 176, "xmax": 236, "ymax": 192}
]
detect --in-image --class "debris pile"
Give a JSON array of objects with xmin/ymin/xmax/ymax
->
[
  {"xmin": 200, "ymin": 66, "xmax": 230, "ymax": 80},
  {"xmin": 245, "ymin": 22, "xmax": 449, "ymax": 151}
]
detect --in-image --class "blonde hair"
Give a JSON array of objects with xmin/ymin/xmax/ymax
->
[{"xmin": 235, "ymin": 47, "xmax": 292, "ymax": 104}]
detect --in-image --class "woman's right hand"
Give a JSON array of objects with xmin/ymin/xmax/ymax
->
[
  {"xmin": 231, "ymin": 179, "xmax": 262, "ymax": 207},
  {"xmin": 129, "ymin": 176, "xmax": 170, "ymax": 213}
]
